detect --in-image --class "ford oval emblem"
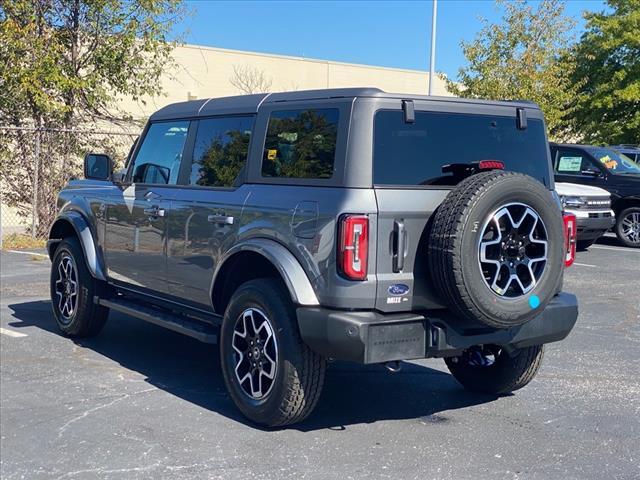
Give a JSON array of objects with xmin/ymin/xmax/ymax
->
[{"xmin": 388, "ymin": 284, "xmax": 410, "ymax": 296}]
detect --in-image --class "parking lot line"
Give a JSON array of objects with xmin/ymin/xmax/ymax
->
[
  {"xmin": 0, "ymin": 327, "xmax": 27, "ymax": 338},
  {"xmin": 573, "ymin": 262, "xmax": 597, "ymax": 268},
  {"xmin": 590, "ymin": 245, "xmax": 640, "ymax": 253}
]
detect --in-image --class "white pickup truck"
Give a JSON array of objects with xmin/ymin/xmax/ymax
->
[{"xmin": 556, "ymin": 182, "xmax": 615, "ymax": 250}]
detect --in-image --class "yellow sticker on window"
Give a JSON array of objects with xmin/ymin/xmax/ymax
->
[{"xmin": 267, "ymin": 149, "xmax": 277, "ymax": 161}]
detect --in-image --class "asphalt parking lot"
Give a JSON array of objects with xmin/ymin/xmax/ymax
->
[{"xmin": 1, "ymin": 235, "xmax": 639, "ymax": 480}]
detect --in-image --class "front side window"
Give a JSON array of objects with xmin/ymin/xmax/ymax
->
[
  {"xmin": 373, "ymin": 111, "xmax": 551, "ymax": 186},
  {"xmin": 130, "ymin": 121, "xmax": 189, "ymax": 184},
  {"xmin": 262, "ymin": 108, "xmax": 339, "ymax": 179},
  {"xmin": 190, "ymin": 116, "xmax": 254, "ymax": 187}
]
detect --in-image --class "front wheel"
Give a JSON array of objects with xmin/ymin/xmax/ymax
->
[
  {"xmin": 444, "ymin": 345, "xmax": 544, "ymax": 395},
  {"xmin": 50, "ymin": 237, "xmax": 109, "ymax": 337},
  {"xmin": 220, "ymin": 278, "xmax": 326, "ymax": 427},
  {"xmin": 615, "ymin": 207, "xmax": 640, "ymax": 248}
]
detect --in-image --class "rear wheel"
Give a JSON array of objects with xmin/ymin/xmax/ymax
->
[
  {"xmin": 50, "ymin": 237, "xmax": 109, "ymax": 337},
  {"xmin": 444, "ymin": 345, "xmax": 544, "ymax": 394},
  {"xmin": 615, "ymin": 207, "xmax": 640, "ymax": 248},
  {"xmin": 220, "ymin": 278, "xmax": 326, "ymax": 427}
]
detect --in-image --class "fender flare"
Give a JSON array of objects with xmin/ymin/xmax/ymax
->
[
  {"xmin": 211, "ymin": 238, "xmax": 319, "ymax": 307},
  {"xmin": 48, "ymin": 211, "xmax": 107, "ymax": 281}
]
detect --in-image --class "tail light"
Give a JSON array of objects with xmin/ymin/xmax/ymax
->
[
  {"xmin": 338, "ymin": 215, "xmax": 369, "ymax": 280},
  {"xmin": 563, "ymin": 212, "xmax": 577, "ymax": 267}
]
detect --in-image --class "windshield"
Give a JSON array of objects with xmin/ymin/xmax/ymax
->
[{"xmin": 587, "ymin": 147, "xmax": 640, "ymax": 175}]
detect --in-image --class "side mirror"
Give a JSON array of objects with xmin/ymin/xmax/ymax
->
[
  {"xmin": 84, "ymin": 153, "xmax": 113, "ymax": 180},
  {"xmin": 581, "ymin": 169, "xmax": 601, "ymax": 177}
]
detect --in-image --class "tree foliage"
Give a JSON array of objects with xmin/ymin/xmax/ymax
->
[
  {"xmin": 0, "ymin": 0, "xmax": 184, "ymax": 236},
  {"xmin": 570, "ymin": 0, "xmax": 640, "ymax": 144},
  {"xmin": 446, "ymin": 0, "xmax": 580, "ymax": 141}
]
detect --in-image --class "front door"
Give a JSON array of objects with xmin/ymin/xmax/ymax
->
[
  {"xmin": 104, "ymin": 120, "xmax": 190, "ymax": 294},
  {"xmin": 167, "ymin": 116, "xmax": 254, "ymax": 308}
]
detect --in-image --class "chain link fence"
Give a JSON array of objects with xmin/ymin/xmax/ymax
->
[{"xmin": 0, "ymin": 126, "xmax": 140, "ymax": 248}]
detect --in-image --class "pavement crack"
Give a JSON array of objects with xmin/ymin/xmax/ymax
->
[{"xmin": 57, "ymin": 387, "xmax": 156, "ymax": 438}]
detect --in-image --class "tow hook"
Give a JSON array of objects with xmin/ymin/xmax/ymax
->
[{"xmin": 385, "ymin": 361, "xmax": 402, "ymax": 373}]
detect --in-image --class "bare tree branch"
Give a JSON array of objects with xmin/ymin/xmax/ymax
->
[{"xmin": 229, "ymin": 64, "xmax": 273, "ymax": 94}]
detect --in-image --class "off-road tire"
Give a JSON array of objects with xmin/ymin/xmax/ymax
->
[
  {"xmin": 445, "ymin": 345, "xmax": 544, "ymax": 394},
  {"xmin": 428, "ymin": 171, "xmax": 565, "ymax": 329},
  {"xmin": 615, "ymin": 207, "xmax": 640, "ymax": 248},
  {"xmin": 220, "ymin": 278, "xmax": 326, "ymax": 427},
  {"xmin": 50, "ymin": 237, "xmax": 109, "ymax": 337}
]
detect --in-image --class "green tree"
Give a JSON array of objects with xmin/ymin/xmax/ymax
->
[
  {"xmin": 0, "ymin": 0, "xmax": 184, "ymax": 235},
  {"xmin": 570, "ymin": 0, "xmax": 640, "ymax": 145},
  {"xmin": 445, "ymin": 0, "xmax": 580, "ymax": 141}
]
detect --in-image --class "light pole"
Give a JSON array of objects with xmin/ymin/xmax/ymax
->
[{"xmin": 429, "ymin": 0, "xmax": 438, "ymax": 95}]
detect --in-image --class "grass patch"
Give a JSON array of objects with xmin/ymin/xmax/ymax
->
[{"xmin": 2, "ymin": 233, "xmax": 46, "ymax": 250}]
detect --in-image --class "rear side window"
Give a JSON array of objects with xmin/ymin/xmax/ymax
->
[
  {"xmin": 262, "ymin": 109, "xmax": 339, "ymax": 179},
  {"xmin": 190, "ymin": 116, "xmax": 253, "ymax": 187},
  {"xmin": 373, "ymin": 111, "xmax": 550, "ymax": 186}
]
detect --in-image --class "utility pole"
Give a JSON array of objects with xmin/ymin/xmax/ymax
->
[{"xmin": 428, "ymin": 0, "xmax": 438, "ymax": 96}]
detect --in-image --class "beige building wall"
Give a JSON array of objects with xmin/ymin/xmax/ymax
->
[{"xmin": 119, "ymin": 44, "xmax": 453, "ymax": 121}]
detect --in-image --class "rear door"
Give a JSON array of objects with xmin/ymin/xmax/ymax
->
[
  {"xmin": 104, "ymin": 120, "xmax": 190, "ymax": 293},
  {"xmin": 167, "ymin": 115, "xmax": 254, "ymax": 308},
  {"xmin": 372, "ymin": 104, "xmax": 553, "ymax": 313}
]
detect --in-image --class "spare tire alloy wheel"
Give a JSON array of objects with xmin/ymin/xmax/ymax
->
[
  {"xmin": 232, "ymin": 308, "xmax": 278, "ymax": 399},
  {"xmin": 428, "ymin": 171, "xmax": 564, "ymax": 329},
  {"xmin": 479, "ymin": 203, "xmax": 548, "ymax": 297}
]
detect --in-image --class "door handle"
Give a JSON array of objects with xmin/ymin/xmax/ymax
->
[
  {"xmin": 393, "ymin": 219, "xmax": 406, "ymax": 272},
  {"xmin": 208, "ymin": 214, "xmax": 234, "ymax": 225},
  {"xmin": 144, "ymin": 206, "xmax": 165, "ymax": 218}
]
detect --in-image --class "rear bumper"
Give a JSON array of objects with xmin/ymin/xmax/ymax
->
[{"xmin": 297, "ymin": 293, "xmax": 578, "ymax": 364}]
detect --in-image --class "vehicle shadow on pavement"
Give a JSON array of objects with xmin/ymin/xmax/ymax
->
[{"xmin": 8, "ymin": 300, "xmax": 499, "ymax": 431}]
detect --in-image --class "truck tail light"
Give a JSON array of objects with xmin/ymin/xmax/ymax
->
[
  {"xmin": 563, "ymin": 212, "xmax": 577, "ymax": 267},
  {"xmin": 338, "ymin": 215, "xmax": 368, "ymax": 280}
]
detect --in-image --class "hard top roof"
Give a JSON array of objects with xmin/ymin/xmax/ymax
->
[{"xmin": 149, "ymin": 87, "xmax": 540, "ymax": 121}]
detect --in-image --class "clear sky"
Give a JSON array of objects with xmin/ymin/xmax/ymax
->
[{"xmin": 174, "ymin": 0, "xmax": 606, "ymax": 80}]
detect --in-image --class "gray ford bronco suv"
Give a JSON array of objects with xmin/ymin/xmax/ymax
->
[{"xmin": 48, "ymin": 88, "xmax": 579, "ymax": 426}]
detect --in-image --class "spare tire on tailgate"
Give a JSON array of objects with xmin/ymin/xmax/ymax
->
[{"xmin": 428, "ymin": 170, "xmax": 564, "ymax": 329}]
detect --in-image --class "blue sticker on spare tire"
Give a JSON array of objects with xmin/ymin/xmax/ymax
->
[{"xmin": 388, "ymin": 284, "xmax": 410, "ymax": 296}]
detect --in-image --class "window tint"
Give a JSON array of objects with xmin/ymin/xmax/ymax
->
[
  {"xmin": 131, "ymin": 121, "xmax": 189, "ymax": 184},
  {"xmin": 373, "ymin": 111, "xmax": 551, "ymax": 186},
  {"xmin": 262, "ymin": 109, "xmax": 339, "ymax": 179},
  {"xmin": 190, "ymin": 116, "xmax": 253, "ymax": 187},
  {"xmin": 554, "ymin": 149, "xmax": 594, "ymax": 175}
]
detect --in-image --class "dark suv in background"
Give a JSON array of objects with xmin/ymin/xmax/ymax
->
[
  {"xmin": 551, "ymin": 143, "xmax": 640, "ymax": 248},
  {"xmin": 48, "ymin": 89, "xmax": 579, "ymax": 426}
]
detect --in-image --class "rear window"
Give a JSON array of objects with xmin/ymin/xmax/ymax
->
[{"xmin": 373, "ymin": 110, "xmax": 550, "ymax": 187}]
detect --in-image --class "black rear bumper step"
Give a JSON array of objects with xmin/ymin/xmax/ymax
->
[
  {"xmin": 297, "ymin": 292, "xmax": 578, "ymax": 364},
  {"xmin": 97, "ymin": 297, "xmax": 218, "ymax": 344}
]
